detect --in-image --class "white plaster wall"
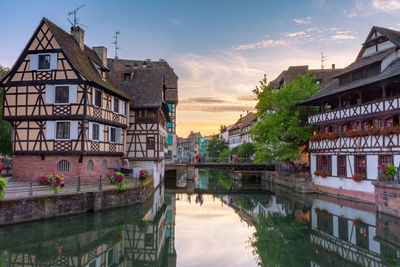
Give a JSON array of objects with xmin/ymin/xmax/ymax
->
[
  {"xmin": 366, "ymin": 155, "xmax": 378, "ymax": 180},
  {"xmin": 310, "ymin": 154, "xmax": 316, "ymax": 174},
  {"xmin": 381, "ymin": 50, "xmax": 397, "ymax": 71},
  {"xmin": 368, "ymin": 226, "xmax": 380, "ymax": 254},
  {"xmin": 332, "ymin": 155, "xmax": 337, "ymax": 177},
  {"xmin": 378, "ymin": 40, "xmax": 395, "ymax": 51},
  {"xmin": 394, "ymin": 155, "xmax": 400, "ymax": 167},
  {"xmin": 129, "ymin": 160, "xmax": 163, "ymax": 187},
  {"xmin": 362, "ymin": 45, "xmax": 376, "ymax": 57},
  {"xmin": 333, "ymin": 216, "xmax": 339, "ymax": 238},
  {"xmin": 313, "ymin": 175, "xmax": 375, "ymax": 194}
]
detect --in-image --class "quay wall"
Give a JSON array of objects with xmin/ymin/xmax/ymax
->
[
  {"xmin": 374, "ymin": 182, "xmax": 400, "ymax": 217},
  {"xmin": 0, "ymin": 180, "xmax": 154, "ymax": 226}
]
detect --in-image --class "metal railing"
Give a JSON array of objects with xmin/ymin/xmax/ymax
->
[
  {"xmin": 2, "ymin": 173, "xmax": 152, "ymax": 200},
  {"xmin": 377, "ymin": 167, "xmax": 400, "ymax": 183}
]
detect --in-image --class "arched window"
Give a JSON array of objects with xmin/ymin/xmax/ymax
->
[
  {"xmin": 87, "ymin": 160, "xmax": 94, "ymax": 171},
  {"xmin": 102, "ymin": 160, "xmax": 107, "ymax": 171},
  {"xmin": 114, "ymin": 160, "xmax": 119, "ymax": 169},
  {"xmin": 57, "ymin": 160, "xmax": 70, "ymax": 172}
]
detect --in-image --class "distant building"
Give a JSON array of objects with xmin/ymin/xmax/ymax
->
[
  {"xmin": 268, "ymin": 65, "xmax": 343, "ymax": 89},
  {"xmin": 239, "ymin": 112, "xmax": 257, "ymax": 144},
  {"xmin": 178, "ymin": 131, "xmax": 202, "ymax": 161},
  {"xmin": 228, "ymin": 118, "xmax": 242, "ymax": 150}
]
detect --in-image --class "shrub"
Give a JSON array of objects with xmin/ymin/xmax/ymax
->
[
  {"xmin": 0, "ymin": 178, "xmax": 6, "ymax": 199},
  {"xmin": 107, "ymin": 171, "xmax": 126, "ymax": 191},
  {"xmin": 378, "ymin": 163, "xmax": 397, "ymax": 181},
  {"xmin": 37, "ymin": 174, "xmax": 64, "ymax": 192},
  {"xmin": 352, "ymin": 173, "xmax": 366, "ymax": 182}
]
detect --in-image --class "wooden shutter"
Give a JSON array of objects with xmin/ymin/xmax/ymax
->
[
  {"xmin": 69, "ymin": 84, "xmax": 77, "ymax": 104},
  {"xmin": 88, "ymin": 122, "xmax": 92, "ymax": 140},
  {"xmin": 70, "ymin": 121, "xmax": 78, "ymax": 140},
  {"xmin": 99, "ymin": 124, "xmax": 104, "ymax": 141},
  {"xmin": 45, "ymin": 85, "xmax": 54, "ymax": 103},
  {"xmin": 30, "ymin": 54, "xmax": 38, "ymax": 71},
  {"xmin": 46, "ymin": 121, "xmax": 55, "ymax": 140},
  {"xmin": 50, "ymin": 53, "xmax": 58, "ymax": 70}
]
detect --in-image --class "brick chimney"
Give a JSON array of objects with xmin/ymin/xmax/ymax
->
[
  {"xmin": 71, "ymin": 26, "xmax": 85, "ymax": 51},
  {"xmin": 332, "ymin": 64, "xmax": 336, "ymax": 70},
  {"xmin": 92, "ymin": 46, "xmax": 107, "ymax": 67}
]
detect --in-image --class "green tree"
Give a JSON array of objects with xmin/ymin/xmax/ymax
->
[
  {"xmin": 238, "ymin": 142, "xmax": 255, "ymax": 159},
  {"xmin": 251, "ymin": 73, "xmax": 319, "ymax": 163},
  {"xmin": 0, "ymin": 66, "xmax": 12, "ymax": 156},
  {"xmin": 207, "ymin": 136, "xmax": 228, "ymax": 159}
]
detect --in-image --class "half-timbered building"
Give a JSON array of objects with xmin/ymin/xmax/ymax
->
[
  {"xmin": 0, "ymin": 18, "xmax": 130, "ymax": 181},
  {"xmin": 108, "ymin": 58, "xmax": 176, "ymax": 186},
  {"xmin": 302, "ymin": 26, "xmax": 400, "ymax": 202}
]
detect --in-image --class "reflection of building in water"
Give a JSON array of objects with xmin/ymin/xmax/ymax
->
[
  {"xmin": 5, "ymin": 226, "xmax": 124, "ymax": 267},
  {"xmin": 123, "ymin": 186, "xmax": 169, "ymax": 266},
  {"xmin": 310, "ymin": 196, "xmax": 400, "ymax": 266},
  {"xmin": 2, "ymin": 185, "xmax": 177, "ymax": 267}
]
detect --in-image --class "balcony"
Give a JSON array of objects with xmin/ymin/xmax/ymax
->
[{"xmin": 308, "ymin": 96, "xmax": 400, "ymax": 124}]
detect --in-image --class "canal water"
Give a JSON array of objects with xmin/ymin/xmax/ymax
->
[{"xmin": 0, "ymin": 168, "xmax": 400, "ymax": 267}]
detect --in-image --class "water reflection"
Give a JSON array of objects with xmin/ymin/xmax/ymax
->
[{"xmin": 0, "ymin": 169, "xmax": 400, "ymax": 267}]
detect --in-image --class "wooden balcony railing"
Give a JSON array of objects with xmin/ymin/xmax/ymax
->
[{"xmin": 308, "ymin": 96, "xmax": 400, "ymax": 124}]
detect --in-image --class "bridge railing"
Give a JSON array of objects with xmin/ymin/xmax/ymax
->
[{"xmin": 202, "ymin": 157, "xmax": 255, "ymax": 163}]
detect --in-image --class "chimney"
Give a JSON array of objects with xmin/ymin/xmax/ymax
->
[
  {"xmin": 71, "ymin": 26, "xmax": 85, "ymax": 51},
  {"xmin": 332, "ymin": 64, "xmax": 335, "ymax": 70},
  {"xmin": 92, "ymin": 46, "xmax": 108, "ymax": 67}
]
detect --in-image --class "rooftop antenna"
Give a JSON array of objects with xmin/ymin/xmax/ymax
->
[
  {"xmin": 67, "ymin": 4, "xmax": 88, "ymax": 28},
  {"xmin": 113, "ymin": 31, "xmax": 120, "ymax": 58},
  {"xmin": 321, "ymin": 52, "xmax": 327, "ymax": 69}
]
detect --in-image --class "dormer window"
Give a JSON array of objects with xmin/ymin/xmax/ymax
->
[
  {"xmin": 39, "ymin": 54, "xmax": 50, "ymax": 70},
  {"xmin": 124, "ymin": 73, "xmax": 131, "ymax": 80},
  {"xmin": 315, "ymin": 79, "xmax": 322, "ymax": 85},
  {"xmin": 101, "ymin": 70, "xmax": 106, "ymax": 79}
]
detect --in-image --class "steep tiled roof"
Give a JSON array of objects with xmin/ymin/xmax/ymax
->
[
  {"xmin": 303, "ymin": 58, "xmax": 400, "ymax": 104},
  {"xmin": 240, "ymin": 112, "xmax": 257, "ymax": 128},
  {"xmin": 268, "ymin": 65, "xmax": 343, "ymax": 88},
  {"xmin": 107, "ymin": 58, "xmax": 178, "ymax": 89},
  {"xmin": 43, "ymin": 18, "xmax": 130, "ymax": 100}
]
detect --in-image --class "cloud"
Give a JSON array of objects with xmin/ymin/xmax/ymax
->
[
  {"xmin": 235, "ymin": 39, "xmax": 286, "ymax": 50},
  {"xmin": 372, "ymin": 0, "xmax": 400, "ymax": 12},
  {"xmin": 330, "ymin": 34, "xmax": 357, "ymax": 40},
  {"xmin": 283, "ymin": 31, "xmax": 306, "ymax": 37},
  {"xmin": 170, "ymin": 18, "xmax": 182, "ymax": 25},
  {"xmin": 180, "ymin": 97, "xmax": 230, "ymax": 104},
  {"xmin": 293, "ymin": 16, "xmax": 312, "ymax": 24},
  {"xmin": 178, "ymin": 104, "xmax": 256, "ymax": 113},
  {"xmin": 236, "ymin": 95, "xmax": 257, "ymax": 101}
]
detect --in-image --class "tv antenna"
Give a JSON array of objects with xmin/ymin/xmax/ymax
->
[
  {"xmin": 68, "ymin": 4, "xmax": 88, "ymax": 28},
  {"xmin": 321, "ymin": 52, "xmax": 327, "ymax": 69},
  {"xmin": 113, "ymin": 31, "xmax": 120, "ymax": 58}
]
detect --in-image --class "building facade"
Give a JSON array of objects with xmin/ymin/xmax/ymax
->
[
  {"xmin": 239, "ymin": 112, "xmax": 257, "ymax": 144},
  {"xmin": 108, "ymin": 59, "xmax": 176, "ymax": 186},
  {"xmin": 1, "ymin": 18, "xmax": 130, "ymax": 181},
  {"xmin": 303, "ymin": 26, "xmax": 400, "ymax": 202}
]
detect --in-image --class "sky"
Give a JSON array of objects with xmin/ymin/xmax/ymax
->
[{"xmin": 1, "ymin": 0, "xmax": 400, "ymax": 137}]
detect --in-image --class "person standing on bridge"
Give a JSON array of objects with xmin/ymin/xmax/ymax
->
[{"xmin": 234, "ymin": 154, "xmax": 238, "ymax": 163}]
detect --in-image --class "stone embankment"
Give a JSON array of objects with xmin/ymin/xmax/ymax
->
[
  {"xmin": 0, "ymin": 180, "xmax": 154, "ymax": 226},
  {"xmin": 261, "ymin": 171, "xmax": 317, "ymax": 193}
]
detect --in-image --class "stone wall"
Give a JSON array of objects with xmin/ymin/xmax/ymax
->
[
  {"xmin": 0, "ymin": 180, "xmax": 154, "ymax": 226},
  {"xmin": 374, "ymin": 182, "xmax": 400, "ymax": 217}
]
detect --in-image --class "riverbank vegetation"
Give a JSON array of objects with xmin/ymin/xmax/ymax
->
[{"xmin": 251, "ymin": 73, "xmax": 320, "ymax": 164}]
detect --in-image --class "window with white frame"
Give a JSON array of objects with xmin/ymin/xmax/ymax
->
[
  {"xmin": 94, "ymin": 89, "xmax": 102, "ymax": 107},
  {"xmin": 56, "ymin": 122, "xmax": 70, "ymax": 139},
  {"xmin": 92, "ymin": 123, "xmax": 100, "ymax": 141},
  {"xmin": 55, "ymin": 86, "xmax": 69, "ymax": 104}
]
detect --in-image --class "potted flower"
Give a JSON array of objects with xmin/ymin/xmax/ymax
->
[
  {"xmin": 321, "ymin": 170, "xmax": 330, "ymax": 178},
  {"xmin": 106, "ymin": 171, "xmax": 126, "ymax": 191},
  {"xmin": 378, "ymin": 163, "xmax": 397, "ymax": 181},
  {"xmin": 0, "ymin": 178, "xmax": 6, "ymax": 199},
  {"xmin": 139, "ymin": 169, "xmax": 150, "ymax": 181},
  {"xmin": 37, "ymin": 174, "xmax": 64, "ymax": 192},
  {"xmin": 352, "ymin": 173, "xmax": 366, "ymax": 182}
]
